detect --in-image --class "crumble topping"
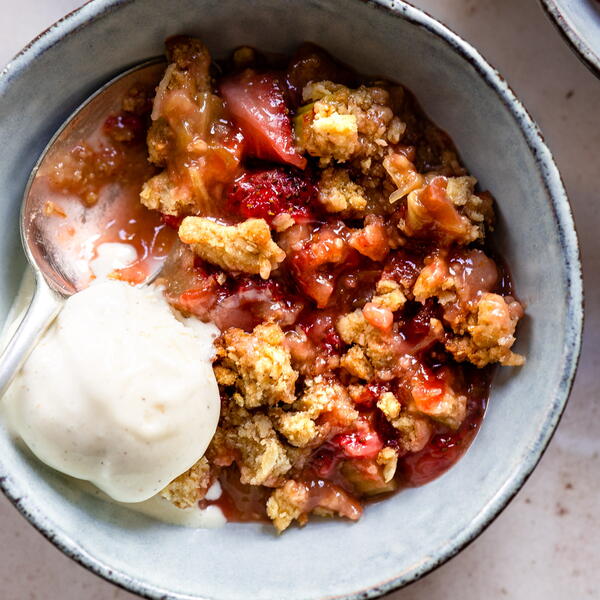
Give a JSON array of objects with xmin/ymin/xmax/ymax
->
[
  {"xmin": 179, "ymin": 217, "xmax": 286, "ymax": 279},
  {"xmin": 390, "ymin": 413, "xmax": 433, "ymax": 453},
  {"xmin": 446, "ymin": 176, "xmax": 494, "ymax": 233},
  {"xmin": 215, "ymin": 322, "xmax": 297, "ymax": 408},
  {"xmin": 272, "ymin": 378, "xmax": 359, "ymax": 448},
  {"xmin": 410, "ymin": 376, "xmax": 467, "ymax": 430},
  {"xmin": 160, "ymin": 457, "xmax": 211, "ymax": 509},
  {"xmin": 340, "ymin": 345, "xmax": 374, "ymax": 380},
  {"xmin": 141, "ymin": 36, "xmax": 241, "ymax": 216},
  {"xmin": 376, "ymin": 392, "xmax": 401, "ymax": 421},
  {"xmin": 140, "ymin": 171, "xmax": 181, "ymax": 215},
  {"xmin": 371, "ymin": 279, "xmax": 407, "ymax": 312},
  {"xmin": 266, "ymin": 479, "xmax": 362, "ymax": 533},
  {"xmin": 445, "ymin": 293, "xmax": 525, "ymax": 367},
  {"xmin": 337, "ymin": 309, "xmax": 395, "ymax": 375},
  {"xmin": 317, "ymin": 167, "xmax": 368, "ymax": 213},
  {"xmin": 226, "ymin": 413, "xmax": 292, "ymax": 486},
  {"xmin": 272, "ymin": 410, "xmax": 319, "ymax": 448},
  {"xmin": 295, "ymin": 81, "xmax": 405, "ymax": 168},
  {"xmin": 266, "ymin": 480, "xmax": 309, "ymax": 532},
  {"xmin": 413, "ymin": 254, "xmax": 458, "ymax": 305}
]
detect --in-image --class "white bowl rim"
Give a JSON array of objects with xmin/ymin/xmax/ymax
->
[
  {"xmin": 539, "ymin": 0, "xmax": 600, "ymax": 77},
  {"xmin": 0, "ymin": 1, "xmax": 583, "ymax": 598}
]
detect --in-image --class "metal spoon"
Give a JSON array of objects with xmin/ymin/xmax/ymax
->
[{"xmin": 0, "ymin": 58, "xmax": 166, "ymax": 398}]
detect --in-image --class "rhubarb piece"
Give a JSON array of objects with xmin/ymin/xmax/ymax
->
[
  {"xmin": 220, "ymin": 70, "xmax": 306, "ymax": 168},
  {"xmin": 142, "ymin": 36, "xmax": 242, "ymax": 217}
]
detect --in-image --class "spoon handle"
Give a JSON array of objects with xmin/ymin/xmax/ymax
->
[{"xmin": 0, "ymin": 272, "xmax": 63, "ymax": 398}]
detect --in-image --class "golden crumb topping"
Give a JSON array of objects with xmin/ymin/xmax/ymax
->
[
  {"xmin": 179, "ymin": 217, "xmax": 285, "ymax": 279},
  {"xmin": 161, "ymin": 457, "xmax": 211, "ymax": 509},
  {"xmin": 215, "ymin": 323, "xmax": 298, "ymax": 408},
  {"xmin": 295, "ymin": 81, "xmax": 405, "ymax": 169}
]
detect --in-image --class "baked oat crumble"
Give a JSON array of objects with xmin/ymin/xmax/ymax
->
[{"xmin": 179, "ymin": 217, "xmax": 285, "ymax": 279}]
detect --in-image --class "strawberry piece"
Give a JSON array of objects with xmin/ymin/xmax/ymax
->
[
  {"xmin": 161, "ymin": 213, "xmax": 184, "ymax": 230},
  {"xmin": 226, "ymin": 167, "xmax": 316, "ymax": 224},
  {"xmin": 220, "ymin": 70, "xmax": 307, "ymax": 169},
  {"xmin": 309, "ymin": 445, "xmax": 341, "ymax": 479},
  {"xmin": 180, "ymin": 274, "xmax": 304, "ymax": 332},
  {"xmin": 103, "ymin": 112, "xmax": 145, "ymax": 143},
  {"xmin": 352, "ymin": 382, "xmax": 389, "ymax": 408},
  {"xmin": 335, "ymin": 418, "xmax": 384, "ymax": 459},
  {"xmin": 410, "ymin": 365, "xmax": 447, "ymax": 413},
  {"xmin": 289, "ymin": 222, "xmax": 354, "ymax": 307},
  {"xmin": 299, "ymin": 310, "xmax": 344, "ymax": 355}
]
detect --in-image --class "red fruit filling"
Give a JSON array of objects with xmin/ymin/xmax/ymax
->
[
  {"xmin": 226, "ymin": 167, "xmax": 316, "ymax": 224},
  {"xmin": 288, "ymin": 222, "xmax": 358, "ymax": 308},
  {"xmin": 334, "ymin": 418, "xmax": 384, "ymax": 459},
  {"xmin": 103, "ymin": 112, "xmax": 145, "ymax": 143},
  {"xmin": 220, "ymin": 70, "xmax": 307, "ymax": 169}
]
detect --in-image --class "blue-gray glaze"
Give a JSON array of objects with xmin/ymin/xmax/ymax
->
[{"xmin": 0, "ymin": 1, "xmax": 583, "ymax": 599}]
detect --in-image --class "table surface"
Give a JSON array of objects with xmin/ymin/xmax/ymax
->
[{"xmin": 1, "ymin": 1, "xmax": 599, "ymax": 598}]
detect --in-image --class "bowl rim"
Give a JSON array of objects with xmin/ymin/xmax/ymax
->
[
  {"xmin": 539, "ymin": 0, "xmax": 600, "ymax": 77},
  {"xmin": 0, "ymin": 1, "xmax": 583, "ymax": 599}
]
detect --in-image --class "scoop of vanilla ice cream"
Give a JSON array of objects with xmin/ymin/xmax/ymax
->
[{"xmin": 4, "ymin": 280, "xmax": 220, "ymax": 503}]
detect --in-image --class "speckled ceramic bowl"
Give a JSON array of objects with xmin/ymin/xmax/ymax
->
[
  {"xmin": 540, "ymin": 0, "xmax": 600, "ymax": 76},
  {"xmin": 0, "ymin": 1, "xmax": 583, "ymax": 599}
]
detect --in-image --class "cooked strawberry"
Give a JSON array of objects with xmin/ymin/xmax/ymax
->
[
  {"xmin": 362, "ymin": 302, "xmax": 393, "ymax": 333},
  {"xmin": 160, "ymin": 213, "xmax": 184, "ymax": 230},
  {"xmin": 308, "ymin": 445, "xmax": 340, "ymax": 479},
  {"xmin": 381, "ymin": 249, "xmax": 424, "ymax": 291},
  {"xmin": 288, "ymin": 222, "xmax": 355, "ymax": 307},
  {"xmin": 335, "ymin": 417, "xmax": 384, "ymax": 459},
  {"xmin": 226, "ymin": 167, "xmax": 316, "ymax": 224},
  {"xmin": 217, "ymin": 277, "xmax": 304, "ymax": 331},
  {"xmin": 352, "ymin": 382, "xmax": 393, "ymax": 408},
  {"xmin": 103, "ymin": 112, "xmax": 145, "ymax": 143},
  {"xmin": 299, "ymin": 310, "xmax": 344, "ymax": 355},
  {"xmin": 184, "ymin": 275, "xmax": 303, "ymax": 332},
  {"xmin": 220, "ymin": 70, "xmax": 307, "ymax": 169}
]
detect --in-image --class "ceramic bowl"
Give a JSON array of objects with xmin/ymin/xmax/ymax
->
[
  {"xmin": 0, "ymin": 1, "xmax": 583, "ymax": 598},
  {"xmin": 540, "ymin": 0, "xmax": 600, "ymax": 76}
]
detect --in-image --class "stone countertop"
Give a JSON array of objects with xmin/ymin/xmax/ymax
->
[{"xmin": 0, "ymin": 1, "xmax": 598, "ymax": 598}]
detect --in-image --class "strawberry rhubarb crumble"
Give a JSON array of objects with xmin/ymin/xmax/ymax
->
[{"xmin": 42, "ymin": 36, "xmax": 526, "ymax": 532}]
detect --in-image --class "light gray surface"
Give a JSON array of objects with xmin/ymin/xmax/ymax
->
[{"xmin": 0, "ymin": 0, "xmax": 596, "ymax": 599}]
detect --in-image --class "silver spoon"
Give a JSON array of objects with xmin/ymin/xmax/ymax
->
[{"xmin": 0, "ymin": 58, "xmax": 167, "ymax": 398}]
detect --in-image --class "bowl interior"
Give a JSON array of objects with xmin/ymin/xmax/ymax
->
[{"xmin": 0, "ymin": 1, "xmax": 581, "ymax": 599}]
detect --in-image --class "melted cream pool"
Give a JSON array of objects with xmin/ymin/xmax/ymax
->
[{"xmin": 1, "ymin": 256, "xmax": 225, "ymax": 528}]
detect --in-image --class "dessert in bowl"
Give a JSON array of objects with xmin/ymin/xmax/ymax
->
[
  {"xmin": 0, "ymin": 0, "xmax": 582, "ymax": 598},
  {"xmin": 6, "ymin": 34, "xmax": 527, "ymax": 531}
]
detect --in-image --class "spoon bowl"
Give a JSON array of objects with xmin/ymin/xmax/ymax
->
[{"xmin": 0, "ymin": 59, "xmax": 167, "ymax": 398}]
